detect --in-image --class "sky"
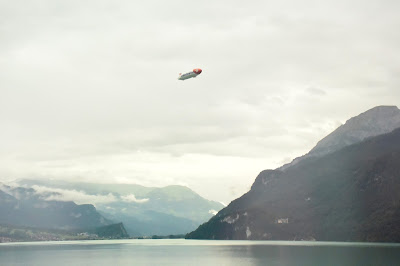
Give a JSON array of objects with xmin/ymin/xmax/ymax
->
[{"xmin": 1, "ymin": 0, "xmax": 400, "ymax": 204}]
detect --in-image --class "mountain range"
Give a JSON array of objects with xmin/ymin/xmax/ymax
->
[
  {"xmin": 12, "ymin": 180, "xmax": 224, "ymax": 236},
  {"xmin": 187, "ymin": 105, "xmax": 400, "ymax": 242},
  {"xmin": 3, "ymin": 105, "xmax": 399, "ymax": 242}
]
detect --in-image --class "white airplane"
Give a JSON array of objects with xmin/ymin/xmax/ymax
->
[{"xmin": 178, "ymin": 68, "xmax": 202, "ymax": 80}]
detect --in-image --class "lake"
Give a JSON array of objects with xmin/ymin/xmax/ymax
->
[{"xmin": 1, "ymin": 239, "xmax": 400, "ymax": 265}]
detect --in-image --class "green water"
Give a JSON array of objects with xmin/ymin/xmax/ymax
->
[{"xmin": 1, "ymin": 239, "xmax": 400, "ymax": 265}]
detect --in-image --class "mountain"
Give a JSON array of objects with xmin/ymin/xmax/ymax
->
[
  {"xmin": 89, "ymin": 222, "xmax": 129, "ymax": 239},
  {"xmin": 16, "ymin": 180, "xmax": 224, "ymax": 237},
  {"xmin": 0, "ymin": 183, "xmax": 111, "ymax": 230},
  {"xmin": 187, "ymin": 109, "xmax": 400, "ymax": 242},
  {"xmin": 99, "ymin": 210, "xmax": 198, "ymax": 237},
  {"xmin": 280, "ymin": 105, "xmax": 400, "ymax": 170}
]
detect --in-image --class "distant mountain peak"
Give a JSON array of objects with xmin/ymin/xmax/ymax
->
[
  {"xmin": 310, "ymin": 105, "xmax": 400, "ymax": 155},
  {"xmin": 280, "ymin": 105, "xmax": 400, "ymax": 170}
]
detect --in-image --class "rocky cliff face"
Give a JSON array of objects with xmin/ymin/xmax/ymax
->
[
  {"xmin": 280, "ymin": 106, "xmax": 400, "ymax": 170},
  {"xmin": 187, "ymin": 107, "xmax": 400, "ymax": 242}
]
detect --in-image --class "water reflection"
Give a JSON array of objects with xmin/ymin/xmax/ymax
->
[{"xmin": 1, "ymin": 240, "xmax": 400, "ymax": 266}]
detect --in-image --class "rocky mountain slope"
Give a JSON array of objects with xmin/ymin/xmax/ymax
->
[
  {"xmin": 280, "ymin": 106, "xmax": 400, "ymax": 170},
  {"xmin": 187, "ymin": 107, "xmax": 400, "ymax": 242}
]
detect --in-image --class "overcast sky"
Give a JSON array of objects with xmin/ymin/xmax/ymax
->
[{"xmin": 1, "ymin": 0, "xmax": 399, "ymax": 204}]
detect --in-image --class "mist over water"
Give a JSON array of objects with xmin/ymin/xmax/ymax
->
[{"xmin": 1, "ymin": 239, "xmax": 400, "ymax": 266}]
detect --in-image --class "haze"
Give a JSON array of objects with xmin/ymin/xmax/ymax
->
[{"xmin": 1, "ymin": 0, "xmax": 399, "ymax": 203}]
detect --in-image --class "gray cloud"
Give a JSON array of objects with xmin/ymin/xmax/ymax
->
[
  {"xmin": 121, "ymin": 194, "xmax": 149, "ymax": 203},
  {"xmin": 32, "ymin": 185, "xmax": 117, "ymax": 205}
]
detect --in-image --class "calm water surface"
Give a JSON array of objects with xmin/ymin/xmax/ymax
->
[{"xmin": 1, "ymin": 239, "xmax": 400, "ymax": 266}]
